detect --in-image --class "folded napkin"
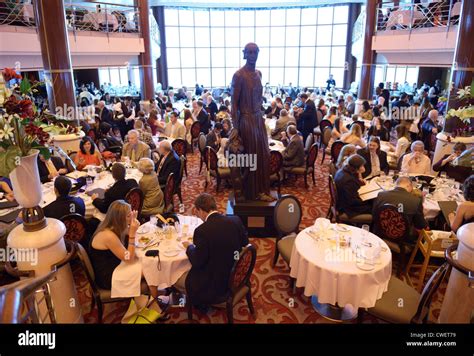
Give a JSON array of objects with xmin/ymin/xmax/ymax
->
[{"xmin": 111, "ymin": 259, "xmax": 143, "ymax": 298}]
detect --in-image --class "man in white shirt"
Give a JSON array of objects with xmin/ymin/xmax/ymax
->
[
  {"xmin": 401, "ymin": 140, "xmax": 432, "ymax": 176},
  {"xmin": 164, "ymin": 112, "xmax": 186, "ymax": 140}
]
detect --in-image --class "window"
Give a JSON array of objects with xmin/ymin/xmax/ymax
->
[{"xmin": 165, "ymin": 4, "xmax": 349, "ymax": 87}]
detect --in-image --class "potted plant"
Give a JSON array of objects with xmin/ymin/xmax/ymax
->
[
  {"xmin": 0, "ymin": 68, "xmax": 52, "ymax": 208},
  {"xmin": 444, "ymin": 80, "xmax": 474, "ymax": 138}
]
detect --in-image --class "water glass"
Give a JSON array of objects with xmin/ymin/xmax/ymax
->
[
  {"xmin": 86, "ymin": 177, "xmax": 93, "ymax": 187},
  {"xmin": 361, "ymin": 224, "xmax": 370, "ymax": 236},
  {"xmin": 149, "ymin": 215, "xmax": 157, "ymax": 226},
  {"xmin": 422, "ymin": 187, "xmax": 430, "ymax": 196},
  {"xmin": 388, "ymin": 170, "xmax": 395, "ymax": 177},
  {"xmin": 440, "ymin": 171, "xmax": 447, "ymax": 179}
]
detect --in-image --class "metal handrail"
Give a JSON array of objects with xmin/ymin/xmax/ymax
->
[{"xmin": 375, "ymin": 0, "xmax": 461, "ymax": 32}]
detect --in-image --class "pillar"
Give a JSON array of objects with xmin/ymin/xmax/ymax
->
[
  {"xmin": 34, "ymin": 0, "xmax": 77, "ymax": 124},
  {"xmin": 137, "ymin": 0, "xmax": 155, "ymax": 100},
  {"xmin": 152, "ymin": 6, "xmax": 169, "ymax": 89},
  {"xmin": 343, "ymin": 3, "xmax": 361, "ymax": 90},
  {"xmin": 356, "ymin": 0, "xmax": 378, "ymax": 111},
  {"xmin": 445, "ymin": 0, "xmax": 474, "ymax": 133}
]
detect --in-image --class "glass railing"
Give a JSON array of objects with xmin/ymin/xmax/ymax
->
[
  {"xmin": 376, "ymin": 0, "xmax": 461, "ymax": 32},
  {"xmin": 0, "ymin": 0, "xmax": 140, "ymax": 34}
]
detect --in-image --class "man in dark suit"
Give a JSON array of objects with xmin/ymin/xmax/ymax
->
[
  {"xmin": 196, "ymin": 101, "xmax": 210, "ymax": 134},
  {"xmin": 357, "ymin": 136, "xmax": 389, "ymax": 179},
  {"xmin": 299, "ymin": 93, "xmax": 317, "ymax": 144},
  {"xmin": 43, "ymin": 176, "xmax": 85, "ymax": 220},
  {"xmin": 281, "ymin": 125, "xmax": 305, "ymax": 169},
  {"xmin": 97, "ymin": 101, "xmax": 113, "ymax": 126},
  {"xmin": 174, "ymin": 193, "xmax": 249, "ymax": 307},
  {"xmin": 372, "ymin": 176, "xmax": 428, "ymax": 240},
  {"xmin": 205, "ymin": 122, "xmax": 222, "ymax": 151},
  {"xmin": 421, "ymin": 109, "xmax": 440, "ymax": 150},
  {"xmin": 92, "ymin": 163, "xmax": 138, "ymax": 213},
  {"xmin": 37, "ymin": 154, "xmax": 68, "ymax": 183},
  {"xmin": 155, "ymin": 140, "xmax": 181, "ymax": 189}
]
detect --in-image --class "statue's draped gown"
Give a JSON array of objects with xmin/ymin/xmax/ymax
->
[{"xmin": 231, "ymin": 66, "xmax": 270, "ymax": 200}]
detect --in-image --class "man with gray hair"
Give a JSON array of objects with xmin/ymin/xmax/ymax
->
[
  {"xmin": 122, "ymin": 129, "xmax": 151, "ymax": 163},
  {"xmin": 401, "ymin": 140, "xmax": 432, "ymax": 175},
  {"xmin": 155, "ymin": 140, "xmax": 180, "ymax": 189},
  {"xmin": 372, "ymin": 176, "xmax": 427, "ymax": 240}
]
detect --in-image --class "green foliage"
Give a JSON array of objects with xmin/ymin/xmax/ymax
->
[{"xmin": 0, "ymin": 146, "xmax": 22, "ymax": 177}]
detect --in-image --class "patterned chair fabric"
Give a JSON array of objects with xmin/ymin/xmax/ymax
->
[
  {"xmin": 330, "ymin": 140, "xmax": 346, "ymax": 164},
  {"xmin": 229, "ymin": 244, "xmax": 256, "ymax": 293},
  {"xmin": 125, "ymin": 188, "xmax": 144, "ymax": 217},
  {"xmin": 190, "ymin": 121, "xmax": 201, "ymax": 140},
  {"xmin": 60, "ymin": 214, "xmax": 88, "ymax": 243},
  {"xmin": 172, "ymin": 139, "xmax": 187, "ymax": 157}
]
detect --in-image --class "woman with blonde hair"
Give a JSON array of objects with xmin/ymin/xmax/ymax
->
[
  {"xmin": 183, "ymin": 108, "xmax": 194, "ymax": 144},
  {"xmin": 336, "ymin": 144, "xmax": 357, "ymax": 170},
  {"xmin": 341, "ymin": 123, "xmax": 367, "ymax": 148},
  {"xmin": 137, "ymin": 158, "xmax": 164, "ymax": 216},
  {"xmin": 89, "ymin": 200, "xmax": 140, "ymax": 290}
]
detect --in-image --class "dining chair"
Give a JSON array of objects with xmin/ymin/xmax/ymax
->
[
  {"xmin": 327, "ymin": 174, "xmax": 373, "ymax": 225},
  {"xmin": 60, "ymin": 213, "xmax": 89, "ymax": 245},
  {"xmin": 74, "ymin": 242, "xmax": 149, "ymax": 323},
  {"xmin": 198, "ymin": 133, "xmax": 207, "ymax": 174},
  {"xmin": 284, "ymin": 143, "xmax": 318, "ymax": 189},
  {"xmin": 172, "ymin": 139, "xmax": 188, "ymax": 177},
  {"xmin": 125, "ymin": 187, "xmax": 144, "ymax": 220},
  {"xmin": 320, "ymin": 127, "xmax": 332, "ymax": 164},
  {"xmin": 164, "ymin": 173, "xmax": 175, "ymax": 213},
  {"xmin": 330, "ymin": 140, "xmax": 346, "ymax": 164},
  {"xmin": 190, "ymin": 121, "xmax": 201, "ymax": 152},
  {"xmin": 204, "ymin": 147, "xmax": 230, "ymax": 193},
  {"xmin": 187, "ymin": 243, "xmax": 256, "ymax": 324},
  {"xmin": 373, "ymin": 203, "xmax": 413, "ymax": 278},
  {"xmin": 269, "ymin": 150, "xmax": 283, "ymax": 197},
  {"xmin": 363, "ymin": 262, "xmax": 450, "ymax": 324},
  {"xmin": 272, "ymin": 195, "xmax": 302, "ymax": 268}
]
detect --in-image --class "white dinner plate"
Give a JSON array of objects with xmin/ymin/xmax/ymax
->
[
  {"xmin": 356, "ymin": 260, "xmax": 375, "ymax": 271},
  {"xmin": 163, "ymin": 249, "xmax": 180, "ymax": 257},
  {"xmin": 137, "ymin": 225, "xmax": 150, "ymax": 234},
  {"xmin": 334, "ymin": 224, "xmax": 350, "ymax": 232}
]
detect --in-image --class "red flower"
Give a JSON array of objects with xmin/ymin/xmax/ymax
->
[
  {"xmin": 4, "ymin": 96, "xmax": 34, "ymax": 118},
  {"xmin": 2, "ymin": 68, "xmax": 22, "ymax": 82}
]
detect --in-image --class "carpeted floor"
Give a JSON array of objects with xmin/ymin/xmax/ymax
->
[{"xmin": 74, "ymin": 147, "xmax": 446, "ymax": 324}]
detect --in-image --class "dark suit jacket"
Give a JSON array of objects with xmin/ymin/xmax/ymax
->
[
  {"xmin": 300, "ymin": 99, "xmax": 317, "ymax": 140},
  {"xmin": 282, "ymin": 136, "xmax": 305, "ymax": 168},
  {"xmin": 185, "ymin": 213, "xmax": 249, "ymax": 306},
  {"xmin": 206, "ymin": 131, "xmax": 220, "ymax": 151},
  {"xmin": 372, "ymin": 187, "xmax": 427, "ymax": 238},
  {"xmin": 433, "ymin": 154, "xmax": 473, "ymax": 183},
  {"xmin": 205, "ymin": 101, "xmax": 218, "ymax": 121},
  {"xmin": 155, "ymin": 151, "xmax": 181, "ymax": 187},
  {"xmin": 334, "ymin": 168, "xmax": 372, "ymax": 217},
  {"xmin": 99, "ymin": 106, "xmax": 113, "ymax": 126},
  {"xmin": 264, "ymin": 106, "xmax": 281, "ymax": 118},
  {"xmin": 37, "ymin": 156, "xmax": 66, "ymax": 183},
  {"xmin": 357, "ymin": 148, "xmax": 389, "ymax": 178},
  {"xmin": 92, "ymin": 178, "xmax": 138, "ymax": 213},
  {"xmin": 197, "ymin": 108, "xmax": 210, "ymax": 134},
  {"xmin": 43, "ymin": 195, "xmax": 86, "ymax": 220}
]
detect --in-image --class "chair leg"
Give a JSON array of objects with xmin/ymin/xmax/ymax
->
[
  {"xmin": 177, "ymin": 187, "xmax": 183, "ymax": 204},
  {"xmin": 304, "ymin": 174, "xmax": 308, "ymax": 189},
  {"xmin": 184, "ymin": 159, "xmax": 188, "ymax": 177},
  {"xmin": 246, "ymin": 289, "xmax": 255, "ymax": 317},
  {"xmin": 272, "ymin": 242, "xmax": 280, "ymax": 267},
  {"xmin": 187, "ymin": 301, "xmax": 193, "ymax": 320},
  {"xmin": 199, "ymin": 157, "xmax": 204, "ymax": 174},
  {"xmin": 226, "ymin": 301, "xmax": 234, "ymax": 324},
  {"xmin": 97, "ymin": 299, "xmax": 103, "ymax": 324},
  {"xmin": 312, "ymin": 170, "xmax": 316, "ymax": 185},
  {"xmin": 321, "ymin": 149, "xmax": 326, "ymax": 164}
]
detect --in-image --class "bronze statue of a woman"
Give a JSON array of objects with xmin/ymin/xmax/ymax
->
[{"xmin": 230, "ymin": 43, "xmax": 272, "ymax": 201}]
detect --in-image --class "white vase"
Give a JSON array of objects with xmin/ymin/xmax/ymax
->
[{"xmin": 9, "ymin": 149, "xmax": 42, "ymax": 208}]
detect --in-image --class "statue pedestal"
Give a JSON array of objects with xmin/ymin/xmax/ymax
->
[
  {"xmin": 226, "ymin": 191, "xmax": 279, "ymax": 237},
  {"xmin": 433, "ymin": 132, "xmax": 474, "ymax": 169},
  {"xmin": 50, "ymin": 131, "xmax": 85, "ymax": 154},
  {"xmin": 7, "ymin": 218, "xmax": 83, "ymax": 323},
  {"xmin": 438, "ymin": 223, "xmax": 474, "ymax": 323}
]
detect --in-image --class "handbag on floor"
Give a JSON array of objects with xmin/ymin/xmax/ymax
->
[{"xmin": 121, "ymin": 295, "xmax": 162, "ymax": 324}]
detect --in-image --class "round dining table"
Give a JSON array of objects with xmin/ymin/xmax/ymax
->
[{"xmin": 290, "ymin": 223, "xmax": 392, "ymax": 321}]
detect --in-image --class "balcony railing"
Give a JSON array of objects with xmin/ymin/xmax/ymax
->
[
  {"xmin": 0, "ymin": 0, "xmax": 140, "ymax": 34},
  {"xmin": 376, "ymin": 0, "xmax": 461, "ymax": 32}
]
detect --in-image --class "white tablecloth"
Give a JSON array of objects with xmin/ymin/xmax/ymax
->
[
  {"xmin": 268, "ymin": 139, "xmax": 285, "ymax": 153},
  {"xmin": 134, "ymin": 215, "xmax": 202, "ymax": 290},
  {"xmin": 83, "ymin": 12, "xmax": 119, "ymax": 31},
  {"xmin": 290, "ymin": 224, "xmax": 392, "ymax": 309},
  {"xmin": 22, "ymin": 4, "xmax": 34, "ymax": 21},
  {"xmin": 386, "ymin": 9, "xmax": 425, "ymax": 28}
]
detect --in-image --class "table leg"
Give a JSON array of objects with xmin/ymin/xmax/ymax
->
[{"xmin": 311, "ymin": 295, "xmax": 358, "ymax": 322}]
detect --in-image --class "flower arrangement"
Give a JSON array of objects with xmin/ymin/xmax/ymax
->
[
  {"xmin": 0, "ymin": 68, "xmax": 52, "ymax": 177},
  {"xmin": 446, "ymin": 80, "xmax": 474, "ymax": 127}
]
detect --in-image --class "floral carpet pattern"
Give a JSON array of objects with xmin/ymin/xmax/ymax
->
[{"xmin": 74, "ymin": 148, "xmax": 446, "ymax": 324}]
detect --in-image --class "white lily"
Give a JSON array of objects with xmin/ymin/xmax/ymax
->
[{"xmin": 0, "ymin": 123, "xmax": 14, "ymax": 141}]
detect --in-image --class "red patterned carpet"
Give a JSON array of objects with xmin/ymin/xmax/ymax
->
[{"xmin": 74, "ymin": 147, "xmax": 446, "ymax": 324}]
